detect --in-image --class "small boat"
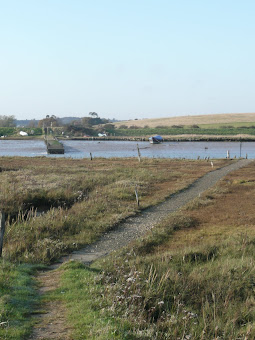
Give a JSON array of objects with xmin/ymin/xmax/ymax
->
[{"xmin": 149, "ymin": 135, "xmax": 163, "ymax": 144}]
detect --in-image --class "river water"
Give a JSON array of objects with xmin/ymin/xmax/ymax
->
[{"xmin": 0, "ymin": 139, "xmax": 254, "ymax": 159}]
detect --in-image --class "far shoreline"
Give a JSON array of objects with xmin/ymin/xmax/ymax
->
[
  {"xmin": 2, "ymin": 134, "xmax": 255, "ymax": 142},
  {"xmin": 68, "ymin": 135, "xmax": 255, "ymax": 142}
]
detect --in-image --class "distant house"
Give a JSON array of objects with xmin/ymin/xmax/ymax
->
[{"xmin": 98, "ymin": 133, "xmax": 107, "ymax": 137}]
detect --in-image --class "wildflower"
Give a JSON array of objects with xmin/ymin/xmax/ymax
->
[{"xmin": 126, "ymin": 277, "xmax": 135, "ymax": 283}]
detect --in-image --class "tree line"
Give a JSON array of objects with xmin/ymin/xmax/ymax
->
[{"xmin": 0, "ymin": 113, "xmax": 116, "ymax": 137}]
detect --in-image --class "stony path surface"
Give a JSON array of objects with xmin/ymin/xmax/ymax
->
[{"xmin": 52, "ymin": 158, "xmax": 252, "ymax": 267}]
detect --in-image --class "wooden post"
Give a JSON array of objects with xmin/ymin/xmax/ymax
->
[
  {"xmin": 90, "ymin": 152, "xmax": 93, "ymax": 160},
  {"xmin": 227, "ymin": 150, "xmax": 230, "ymax": 159},
  {"xmin": 137, "ymin": 144, "xmax": 141, "ymax": 162},
  {"xmin": 0, "ymin": 212, "xmax": 6, "ymax": 257},
  {"xmin": 246, "ymin": 153, "xmax": 248, "ymax": 159},
  {"xmin": 135, "ymin": 186, "xmax": 139, "ymax": 207}
]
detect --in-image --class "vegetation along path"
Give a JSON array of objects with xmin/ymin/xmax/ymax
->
[{"xmin": 31, "ymin": 158, "xmax": 252, "ymax": 339}]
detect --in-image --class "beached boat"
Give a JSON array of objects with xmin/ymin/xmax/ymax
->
[{"xmin": 149, "ymin": 135, "xmax": 163, "ymax": 144}]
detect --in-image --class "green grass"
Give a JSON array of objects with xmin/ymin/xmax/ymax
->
[
  {"xmin": 48, "ymin": 262, "xmax": 128, "ymax": 340},
  {"xmin": 0, "ymin": 260, "xmax": 43, "ymax": 340}
]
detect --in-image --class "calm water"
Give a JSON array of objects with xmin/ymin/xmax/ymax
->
[{"xmin": 0, "ymin": 139, "xmax": 254, "ymax": 159}]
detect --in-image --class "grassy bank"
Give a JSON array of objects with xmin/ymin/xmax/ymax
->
[{"xmin": 54, "ymin": 161, "xmax": 255, "ymax": 339}]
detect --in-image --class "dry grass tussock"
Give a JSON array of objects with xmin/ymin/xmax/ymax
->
[{"xmin": 114, "ymin": 112, "xmax": 255, "ymax": 128}]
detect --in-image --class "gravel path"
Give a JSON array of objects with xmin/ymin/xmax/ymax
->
[{"xmin": 52, "ymin": 159, "xmax": 252, "ymax": 267}]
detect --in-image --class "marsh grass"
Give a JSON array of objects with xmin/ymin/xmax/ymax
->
[
  {"xmin": 57, "ymin": 235, "xmax": 254, "ymax": 339},
  {"xmin": 54, "ymin": 161, "xmax": 255, "ymax": 339},
  {"xmin": 0, "ymin": 157, "xmax": 228, "ymax": 263}
]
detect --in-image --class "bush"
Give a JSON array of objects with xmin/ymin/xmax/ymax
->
[
  {"xmin": 171, "ymin": 125, "xmax": 184, "ymax": 128},
  {"xmin": 0, "ymin": 127, "xmax": 16, "ymax": 136}
]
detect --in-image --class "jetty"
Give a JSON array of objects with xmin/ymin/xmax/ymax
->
[{"xmin": 44, "ymin": 136, "xmax": 64, "ymax": 154}]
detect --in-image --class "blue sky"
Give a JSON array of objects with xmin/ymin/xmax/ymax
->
[{"xmin": 1, "ymin": 0, "xmax": 255, "ymax": 120}]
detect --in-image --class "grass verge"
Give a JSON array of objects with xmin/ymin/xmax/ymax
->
[{"xmin": 0, "ymin": 261, "xmax": 44, "ymax": 340}]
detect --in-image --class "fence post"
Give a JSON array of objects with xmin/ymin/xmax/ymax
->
[
  {"xmin": 90, "ymin": 152, "xmax": 93, "ymax": 160},
  {"xmin": 137, "ymin": 144, "xmax": 141, "ymax": 162},
  {"xmin": 0, "ymin": 212, "xmax": 6, "ymax": 257},
  {"xmin": 135, "ymin": 186, "xmax": 139, "ymax": 207}
]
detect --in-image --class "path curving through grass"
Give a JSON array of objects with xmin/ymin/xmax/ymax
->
[
  {"xmin": 30, "ymin": 158, "xmax": 253, "ymax": 339},
  {"xmin": 53, "ymin": 158, "xmax": 252, "ymax": 267}
]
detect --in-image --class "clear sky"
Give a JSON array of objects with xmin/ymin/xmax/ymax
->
[{"xmin": 1, "ymin": 0, "xmax": 255, "ymax": 120}]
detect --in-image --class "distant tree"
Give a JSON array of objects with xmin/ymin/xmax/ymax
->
[
  {"xmin": 28, "ymin": 119, "xmax": 37, "ymax": 128},
  {"xmin": 89, "ymin": 112, "xmax": 98, "ymax": 118},
  {"xmin": 171, "ymin": 125, "xmax": 184, "ymax": 128},
  {"xmin": 81, "ymin": 117, "xmax": 94, "ymax": 127},
  {"xmin": 38, "ymin": 115, "xmax": 60, "ymax": 128},
  {"xmin": 118, "ymin": 125, "xmax": 128, "ymax": 129},
  {"xmin": 70, "ymin": 119, "xmax": 82, "ymax": 126},
  {"xmin": 64, "ymin": 124, "xmax": 95, "ymax": 137},
  {"xmin": 0, "ymin": 115, "xmax": 16, "ymax": 127},
  {"xmin": 81, "ymin": 116, "xmax": 108, "ymax": 127},
  {"xmin": 103, "ymin": 123, "xmax": 115, "ymax": 133},
  {"xmin": 220, "ymin": 125, "xmax": 234, "ymax": 129}
]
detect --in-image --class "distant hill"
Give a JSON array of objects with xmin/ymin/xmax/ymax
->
[
  {"xmin": 15, "ymin": 119, "xmax": 39, "ymax": 127},
  {"xmin": 114, "ymin": 113, "xmax": 255, "ymax": 128},
  {"xmin": 58, "ymin": 117, "xmax": 82, "ymax": 124},
  {"xmin": 15, "ymin": 117, "xmax": 82, "ymax": 126}
]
